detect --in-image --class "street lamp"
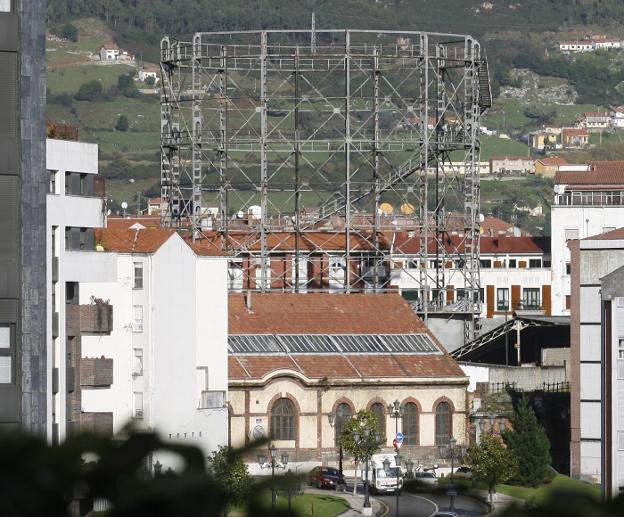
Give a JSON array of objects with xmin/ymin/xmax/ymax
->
[
  {"xmin": 258, "ymin": 444, "xmax": 289, "ymax": 509},
  {"xmin": 352, "ymin": 425, "xmax": 382, "ymax": 517},
  {"xmin": 387, "ymin": 400, "xmax": 404, "ymax": 448},
  {"xmin": 405, "ymin": 458, "xmax": 415, "ymax": 479},
  {"xmin": 383, "ymin": 452, "xmax": 403, "ymax": 517},
  {"xmin": 327, "ymin": 411, "xmax": 347, "ymax": 486},
  {"xmin": 438, "ymin": 437, "xmax": 459, "ymax": 512}
]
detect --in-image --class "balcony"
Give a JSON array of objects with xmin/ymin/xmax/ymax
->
[
  {"xmin": 555, "ymin": 190, "xmax": 624, "ymax": 207},
  {"xmin": 80, "ymin": 357, "xmax": 113, "ymax": 387},
  {"xmin": 66, "ymin": 303, "xmax": 113, "ymax": 336},
  {"xmin": 79, "ymin": 412, "xmax": 113, "ymax": 436}
]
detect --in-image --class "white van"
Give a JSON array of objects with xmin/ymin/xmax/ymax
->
[{"xmin": 363, "ymin": 453, "xmax": 403, "ymax": 494}]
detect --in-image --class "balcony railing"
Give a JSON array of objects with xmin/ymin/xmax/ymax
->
[{"xmin": 556, "ymin": 191, "xmax": 624, "ymax": 207}]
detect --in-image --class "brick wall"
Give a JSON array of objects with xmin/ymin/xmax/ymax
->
[
  {"xmin": 80, "ymin": 412, "xmax": 113, "ymax": 436},
  {"xmin": 80, "ymin": 304, "xmax": 113, "ymax": 334},
  {"xmin": 80, "ymin": 357, "xmax": 113, "ymax": 387}
]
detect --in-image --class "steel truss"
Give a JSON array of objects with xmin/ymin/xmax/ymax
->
[{"xmin": 160, "ymin": 29, "xmax": 491, "ymax": 341}]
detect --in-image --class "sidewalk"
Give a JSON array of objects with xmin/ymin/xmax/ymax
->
[
  {"xmin": 472, "ymin": 489, "xmax": 524, "ymax": 515},
  {"xmin": 305, "ymin": 487, "xmax": 387, "ymax": 517}
]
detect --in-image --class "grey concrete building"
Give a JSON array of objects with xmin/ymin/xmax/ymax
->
[{"xmin": 0, "ymin": 0, "xmax": 47, "ymax": 433}]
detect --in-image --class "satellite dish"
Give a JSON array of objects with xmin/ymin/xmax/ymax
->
[
  {"xmin": 379, "ymin": 202, "xmax": 394, "ymax": 215},
  {"xmin": 121, "ymin": 202, "xmax": 128, "ymax": 209},
  {"xmin": 236, "ymin": 211, "xmax": 245, "ymax": 219},
  {"xmin": 479, "ymin": 213, "xmax": 485, "ymax": 223},
  {"xmin": 400, "ymin": 203, "xmax": 415, "ymax": 215},
  {"xmin": 248, "ymin": 205, "xmax": 262, "ymax": 220},
  {"xmin": 251, "ymin": 425, "xmax": 265, "ymax": 440}
]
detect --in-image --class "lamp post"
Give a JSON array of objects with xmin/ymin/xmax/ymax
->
[
  {"xmin": 383, "ymin": 453, "xmax": 403, "ymax": 517},
  {"xmin": 258, "ymin": 444, "xmax": 289, "ymax": 509},
  {"xmin": 405, "ymin": 458, "xmax": 414, "ymax": 479},
  {"xmin": 327, "ymin": 412, "xmax": 346, "ymax": 487},
  {"xmin": 387, "ymin": 400, "xmax": 404, "ymax": 517},
  {"xmin": 438, "ymin": 437, "xmax": 458, "ymax": 512},
  {"xmin": 352, "ymin": 426, "xmax": 382, "ymax": 517}
]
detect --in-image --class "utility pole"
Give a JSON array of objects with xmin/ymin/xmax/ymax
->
[{"xmin": 311, "ymin": 12, "xmax": 316, "ymax": 53}]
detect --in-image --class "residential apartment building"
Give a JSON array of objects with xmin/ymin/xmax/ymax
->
[
  {"xmin": 46, "ymin": 137, "xmax": 117, "ymax": 442},
  {"xmin": 490, "ymin": 156, "xmax": 534, "ymax": 176},
  {"xmin": 0, "ymin": 0, "xmax": 47, "ymax": 433},
  {"xmin": 391, "ymin": 234, "xmax": 552, "ymax": 319},
  {"xmin": 78, "ymin": 226, "xmax": 229, "ymax": 464},
  {"xmin": 535, "ymin": 156, "xmax": 569, "ymax": 177},
  {"xmin": 551, "ymin": 162, "xmax": 624, "ymax": 316},
  {"xmin": 575, "ymin": 112, "xmax": 612, "ymax": 131},
  {"xmin": 569, "ymin": 228, "xmax": 624, "ymax": 496}
]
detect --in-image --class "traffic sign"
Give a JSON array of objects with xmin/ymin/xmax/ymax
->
[
  {"xmin": 392, "ymin": 438, "xmax": 403, "ymax": 449},
  {"xmin": 396, "ymin": 432, "xmax": 404, "ymax": 442}
]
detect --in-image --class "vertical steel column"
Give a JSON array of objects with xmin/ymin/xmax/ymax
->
[
  {"xmin": 219, "ymin": 45, "xmax": 229, "ymax": 249},
  {"xmin": 344, "ymin": 30, "xmax": 351, "ymax": 292},
  {"xmin": 372, "ymin": 47, "xmax": 381, "ymax": 291},
  {"xmin": 170, "ymin": 41, "xmax": 181, "ymax": 225},
  {"xmin": 463, "ymin": 37, "xmax": 482, "ymax": 343},
  {"xmin": 294, "ymin": 46, "xmax": 301, "ymax": 292},
  {"xmin": 418, "ymin": 33, "xmax": 430, "ymax": 322},
  {"xmin": 191, "ymin": 33, "xmax": 203, "ymax": 238},
  {"xmin": 434, "ymin": 43, "xmax": 447, "ymax": 304},
  {"xmin": 311, "ymin": 13, "xmax": 317, "ymax": 54},
  {"xmin": 160, "ymin": 37, "xmax": 171, "ymax": 227},
  {"xmin": 260, "ymin": 31, "xmax": 269, "ymax": 291}
]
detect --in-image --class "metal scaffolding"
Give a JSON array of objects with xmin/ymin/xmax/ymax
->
[{"xmin": 160, "ymin": 29, "xmax": 491, "ymax": 341}]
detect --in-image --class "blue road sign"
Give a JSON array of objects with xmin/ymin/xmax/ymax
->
[{"xmin": 396, "ymin": 432, "xmax": 404, "ymax": 442}]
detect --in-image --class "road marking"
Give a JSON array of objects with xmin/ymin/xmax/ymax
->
[{"xmin": 404, "ymin": 492, "xmax": 439, "ymax": 517}]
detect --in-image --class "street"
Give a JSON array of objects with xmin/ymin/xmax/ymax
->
[{"xmin": 377, "ymin": 491, "xmax": 489, "ymax": 517}]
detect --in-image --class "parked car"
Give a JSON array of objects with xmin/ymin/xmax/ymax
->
[
  {"xmin": 413, "ymin": 471, "xmax": 438, "ymax": 485},
  {"xmin": 454, "ymin": 466, "xmax": 473, "ymax": 479},
  {"xmin": 308, "ymin": 466, "xmax": 345, "ymax": 490}
]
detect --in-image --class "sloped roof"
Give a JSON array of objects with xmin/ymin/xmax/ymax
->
[
  {"xmin": 537, "ymin": 156, "xmax": 568, "ymax": 166},
  {"xmin": 490, "ymin": 156, "xmax": 532, "ymax": 161},
  {"xmin": 584, "ymin": 227, "xmax": 624, "ymax": 241},
  {"xmin": 555, "ymin": 161, "xmax": 624, "ymax": 185},
  {"xmin": 107, "ymin": 216, "xmax": 163, "ymax": 229},
  {"xmin": 392, "ymin": 233, "xmax": 547, "ymax": 255},
  {"xmin": 562, "ymin": 128, "xmax": 589, "ymax": 137},
  {"xmin": 95, "ymin": 228, "xmax": 175, "ymax": 253}
]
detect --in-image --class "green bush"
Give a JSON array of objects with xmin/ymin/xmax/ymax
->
[
  {"xmin": 115, "ymin": 114, "xmax": 129, "ymax": 132},
  {"xmin": 60, "ymin": 22, "xmax": 78, "ymax": 42},
  {"xmin": 75, "ymin": 80, "xmax": 104, "ymax": 101}
]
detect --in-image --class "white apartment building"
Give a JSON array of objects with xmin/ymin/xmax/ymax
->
[
  {"xmin": 551, "ymin": 162, "xmax": 624, "ymax": 316},
  {"xmin": 46, "ymin": 138, "xmax": 117, "ymax": 443},
  {"xmin": 391, "ymin": 234, "xmax": 552, "ymax": 319},
  {"xmin": 569, "ymin": 228, "xmax": 624, "ymax": 496},
  {"xmin": 79, "ymin": 225, "xmax": 229, "ymax": 464}
]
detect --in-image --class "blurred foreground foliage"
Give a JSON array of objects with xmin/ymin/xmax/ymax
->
[{"xmin": 0, "ymin": 429, "xmax": 297, "ymax": 517}]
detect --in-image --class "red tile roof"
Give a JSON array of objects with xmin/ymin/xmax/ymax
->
[
  {"xmin": 584, "ymin": 227, "xmax": 624, "ymax": 240},
  {"xmin": 489, "ymin": 156, "xmax": 532, "ymax": 162},
  {"xmin": 95, "ymin": 228, "xmax": 175, "ymax": 253},
  {"xmin": 555, "ymin": 161, "xmax": 624, "ymax": 185},
  {"xmin": 562, "ymin": 128, "xmax": 589, "ymax": 137},
  {"xmin": 392, "ymin": 233, "xmax": 548, "ymax": 255},
  {"xmin": 106, "ymin": 216, "xmax": 164, "ymax": 229},
  {"xmin": 537, "ymin": 156, "xmax": 568, "ymax": 166},
  {"xmin": 229, "ymin": 293, "xmax": 426, "ymax": 334}
]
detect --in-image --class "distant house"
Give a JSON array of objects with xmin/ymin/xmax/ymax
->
[
  {"xmin": 490, "ymin": 156, "xmax": 534, "ymax": 176},
  {"xmin": 611, "ymin": 106, "xmax": 624, "ymax": 128},
  {"xmin": 534, "ymin": 156, "xmax": 568, "ymax": 177},
  {"xmin": 530, "ymin": 130, "xmax": 558, "ymax": 150},
  {"xmin": 562, "ymin": 127, "xmax": 589, "ymax": 148},
  {"xmin": 138, "ymin": 67, "xmax": 160, "ymax": 84},
  {"xmin": 575, "ymin": 112, "xmax": 611, "ymax": 131},
  {"xmin": 100, "ymin": 44, "xmax": 120, "ymax": 61},
  {"xmin": 593, "ymin": 38, "xmax": 622, "ymax": 50},
  {"xmin": 559, "ymin": 40, "xmax": 594, "ymax": 53}
]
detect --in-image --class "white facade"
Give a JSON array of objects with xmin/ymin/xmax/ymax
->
[
  {"xmin": 46, "ymin": 138, "xmax": 117, "ymax": 443},
  {"xmin": 559, "ymin": 41, "xmax": 594, "ymax": 53},
  {"xmin": 79, "ymin": 231, "xmax": 229, "ymax": 464},
  {"xmin": 100, "ymin": 46, "xmax": 120, "ymax": 60},
  {"xmin": 138, "ymin": 68, "xmax": 159, "ymax": 83},
  {"xmin": 551, "ymin": 187, "xmax": 624, "ymax": 316}
]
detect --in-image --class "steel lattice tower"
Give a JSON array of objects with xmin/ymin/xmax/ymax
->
[{"xmin": 160, "ymin": 29, "xmax": 491, "ymax": 341}]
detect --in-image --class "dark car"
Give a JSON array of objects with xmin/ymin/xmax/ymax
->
[{"xmin": 308, "ymin": 466, "xmax": 345, "ymax": 489}]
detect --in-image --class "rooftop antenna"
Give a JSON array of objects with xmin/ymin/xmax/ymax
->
[{"xmin": 311, "ymin": 12, "xmax": 316, "ymax": 53}]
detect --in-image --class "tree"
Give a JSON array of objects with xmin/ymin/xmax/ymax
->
[
  {"xmin": 145, "ymin": 75, "xmax": 156, "ymax": 87},
  {"xmin": 60, "ymin": 22, "xmax": 78, "ymax": 42},
  {"xmin": 75, "ymin": 80, "xmax": 104, "ymax": 101},
  {"xmin": 117, "ymin": 73, "xmax": 138, "ymax": 98},
  {"xmin": 503, "ymin": 396, "xmax": 552, "ymax": 487},
  {"xmin": 466, "ymin": 434, "xmax": 517, "ymax": 508},
  {"xmin": 208, "ymin": 446, "xmax": 253, "ymax": 515},
  {"xmin": 115, "ymin": 114, "xmax": 129, "ymax": 132},
  {"xmin": 339, "ymin": 410, "xmax": 384, "ymax": 495}
]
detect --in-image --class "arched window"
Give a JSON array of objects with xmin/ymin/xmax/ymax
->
[
  {"xmin": 335, "ymin": 403, "xmax": 352, "ymax": 445},
  {"xmin": 403, "ymin": 402, "xmax": 419, "ymax": 446},
  {"xmin": 271, "ymin": 398, "xmax": 296, "ymax": 440},
  {"xmin": 435, "ymin": 401, "xmax": 452, "ymax": 445},
  {"xmin": 370, "ymin": 402, "xmax": 386, "ymax": 437}
]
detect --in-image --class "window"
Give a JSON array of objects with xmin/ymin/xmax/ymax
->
[
  {"xmin": 133, "ymin": 348, "xmax": 143, "ymax": 376},
  {"xmin": 133, "ymin": 392, "xmax": 144, "ymax": 418},
  {"xmin": 0, "ymin": 0, "xmax": 11, "ymax": 13},
  {"xmin": 508, "ymin": 259, "xmax": 517, "ymax": 268},
  {"xmin": 529, "ymin": 259, "xmax": 541, "ymax": 268},
  {"xmin": 133, "ymin": 305, "xmax": 144, "ymax": 332},
  {"xmin": 564, "ymin": 228, "xmax": 579, "ymax": 240},
  {"xmin": 619, "ymin": 339, "xmax": 624, "ymax": 380},
  {"xmin": 523, "ymin": 288, "xmax": 541, "ymax": 309},
  {"xmin": 618, "ymin": 338, "xmax": 624, "ymax": 360},
  {"xmin": 48, "ymin": 170, "xmax": 57, "ymax": 194},
  {"xmin": 0, "ymin": 326, "xmax": 12, "ymax": 384},
  {"xmin": 133, "ymin": 262, "xmax": 143, "ymax": 289},
  {"xmin": 566, "ymin": 295, "xmax": 571, "ymax": 310},
  {"xmin": 370, "ymin": 402, "xmax": 386, "ymax": 437},
  {"xmin": 335, "ymin": 403, "xmax": 352, "ymax": 445},
  {"xmin": 479, "ymin": 288, "xmax": 485, "ymax": 304},
  {"xmin": 403, "ymin": 402, "xmax": 419, "ymax": 446},
  {"xmin": 271, "ymin": 398, "xmax": 296, "ymax": 440},
  {"xmin": 480, "ymin": 259, "xmax": 492, "ymax": 268},
  {"xmin": 496, "ymin": 288, "xmax": 509, "ymax": 311},
  {"xmin": 456, "ymin": 289, "xmax": 467, "ymax": 301},
  {"xmin": 435, "ymin": 402, "xmax": 452, "ymax": 445},
  {"xmin": 565, "ymin": 263, "xmax": 571, "ymax": 275}
]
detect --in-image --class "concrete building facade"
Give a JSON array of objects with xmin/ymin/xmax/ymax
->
[{"xmin": 0, "ymin": 0, "xmax": 47, "ymax": 434}]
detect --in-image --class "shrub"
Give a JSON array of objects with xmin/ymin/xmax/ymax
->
[
  {"xmin": 75, "ymin": 80, "xmax": 104, "ymax": 101},
  {"xmin": 115, "ymin": 114, "xmax": 129, "ymax": 132}
]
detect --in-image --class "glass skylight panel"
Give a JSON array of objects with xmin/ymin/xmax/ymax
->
[
  {"xmin": 276, "ymin": 334, "xmax": 337, "ymax": 353},
  {"xmin": 228, "ymin": 335, "xmax": 282, "ymax": 353}
]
